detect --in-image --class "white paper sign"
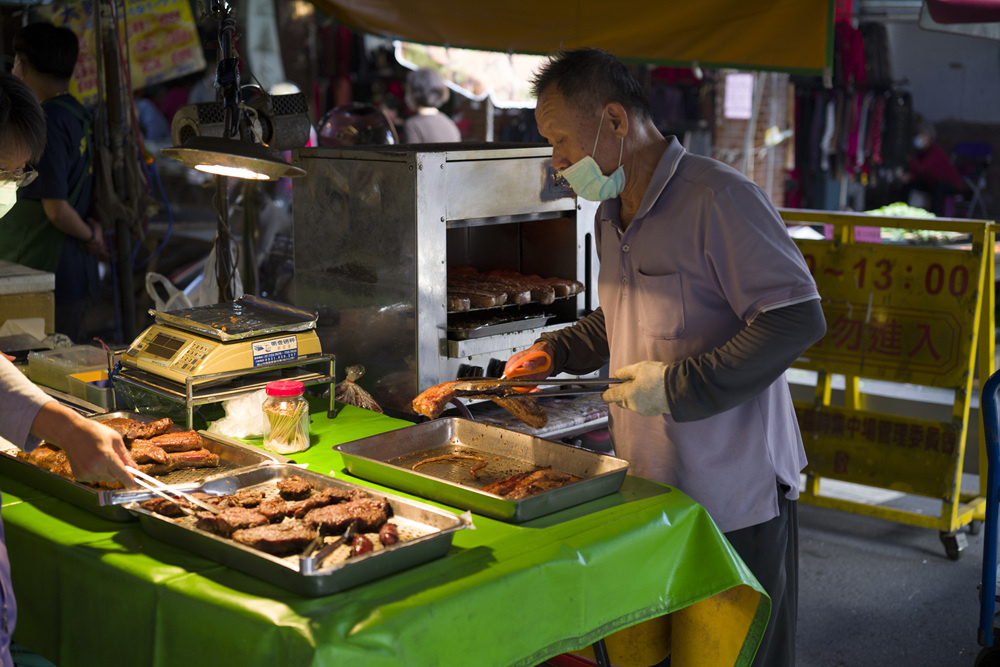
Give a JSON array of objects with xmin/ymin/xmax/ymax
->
[{"xmin": 724, "ymin": 73, "xmax": 755, "ymax": 120}]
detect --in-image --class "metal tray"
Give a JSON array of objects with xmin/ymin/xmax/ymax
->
[
  {"xmin": 128, "ymin": 464, "xmax": 470, "ymax": 597},
  {"xmin": 446, "ymin": 314, "xmax": 551, "ymax": 340},
  {"xmin": 152, "ymin": 294, "xmax": 317, "ymax": 342},
  {"xmin": 0, "ymin": 412, "xmax": 287, "ymax": 522},
  {"xmin": 335, "ymin": 418, "xmax": 629, "ymax": 522}
]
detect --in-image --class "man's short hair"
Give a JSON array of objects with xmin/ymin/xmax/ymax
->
[
  {"xmin": 531, "ymin": 48, "xmax": 652, "ymax": 121},
  {"xmin": 0, "ymin": 71, "xmax": 46, "ymax": 163},
  {"xmin": 13, "ymin": 22, "xmax": 79, "ymax": 81},
  {"xmin": 406, "ymin": 67, "xmax": 450, "ymax": 109}
]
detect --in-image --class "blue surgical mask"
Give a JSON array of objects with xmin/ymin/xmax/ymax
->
[
  {"xmin": 0, "ymin": 182, "xmax": 17, "ymax": 219},
  {"xmin": 559, "ymin": 108, "xmax": 625, "ymax": 201}
]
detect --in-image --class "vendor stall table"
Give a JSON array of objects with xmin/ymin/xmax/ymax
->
[{"xmin": 2, "ymin": 404, "xmax": 767, "ymax": 667}]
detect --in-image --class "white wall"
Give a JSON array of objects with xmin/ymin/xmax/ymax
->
[{"xmin": 885, "ymin": 21, "xmax": 1000, "ymax": 123}]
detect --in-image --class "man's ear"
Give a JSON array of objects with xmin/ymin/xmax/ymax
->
[{"xmin": 605, "ymin": 102, "xmax": 629, "ymax": 137}]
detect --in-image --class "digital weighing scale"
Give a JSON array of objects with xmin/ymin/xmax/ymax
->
[
  {"xmin": 116, "ymin": 295, "xmax": 334, "ymax": 428},
  {"xmin": 123, "ymin": 296, "xmax": 322, "ymax": 383}
]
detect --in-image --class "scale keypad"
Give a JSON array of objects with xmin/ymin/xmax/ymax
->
[{"xmin": 173, "ymin": 340, "xmax": 215, "ymax": 373}]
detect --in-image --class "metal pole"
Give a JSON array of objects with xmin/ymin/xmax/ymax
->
[{"xmin": 97, "ymin": 0, "xmax": 136, "ymax": 341}]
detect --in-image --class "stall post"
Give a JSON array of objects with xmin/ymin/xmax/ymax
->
[{"xmin": 779, "ymin": 209, "xmax": 996, "ymax": 559}]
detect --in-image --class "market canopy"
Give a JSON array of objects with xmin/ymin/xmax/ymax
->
[{"xmin": 312, "ymin": 0, "xmax": 834, "ymax": 76}]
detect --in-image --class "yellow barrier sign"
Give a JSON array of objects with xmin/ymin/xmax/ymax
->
[{"xmin": 795, "ymin": 239, "xmax": 982, "ymax": 388}]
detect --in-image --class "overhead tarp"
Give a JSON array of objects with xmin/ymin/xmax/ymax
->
[{"xmin": 311, "ymin": 0, "xmax": 835, "ymax": 75}]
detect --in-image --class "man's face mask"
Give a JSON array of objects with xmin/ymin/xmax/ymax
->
[
  {"xmin": 559, "ymin": 108, "xmax": 626, "ymax": 201},
  {"xmin": 0, "ymin": 182, "xmax": 18, "ymax": 219}
]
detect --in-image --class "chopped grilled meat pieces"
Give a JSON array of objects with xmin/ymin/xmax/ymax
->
[
  {"xmin": 139, "ymin": 496, "xmax": 188, "ymax": 517},
  {"xmin": 257, "ymin": 498, "xmax": 290, "ymax": 522},
  {"xmin": 231, "ymin": 520, "xmax": 317, "ymax": 556},
  {"xmin": 135, "ymin": 430, "xmax": 203, "ymax": 453},
  {"xmin": 351, "ymin": 534, "xmax": 374, "ymax": 557},
  {"xmin": 304, "ymin": 497, "xmax": 390, "ymax": 534},
  {"xmin": 195, "ymin": 506, "xmax": 269, "ymax": 537},
  {"xmin": 379, "ymin": 522, "xmax": 399, "ymax": 547},
  {"xmin": 480, "ymin": 467, "xmax": 581, "ymax": 499},
  {"xmin": 286, "ymin": 486, "xmax": 354, "ymax": 518},
  {"xmin": 276, "ymin": 475, "xmax": 314, "ymax": 501},
  {"xmin": 129, "ymin": 441, "xmax": 169, "ymax": 465},
  {"xmin": 223, "ymin": 488, "xmax": 265, "ymax": 508}
]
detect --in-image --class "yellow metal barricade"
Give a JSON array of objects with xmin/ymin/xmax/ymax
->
[{"xmin": 780, "ymin": 209, "xmax": 996, "ymax": 558}]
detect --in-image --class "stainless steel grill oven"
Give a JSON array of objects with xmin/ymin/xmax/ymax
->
[{"xmin": 290, "ymin": 143, "xmax": 600, "ymax": 417}]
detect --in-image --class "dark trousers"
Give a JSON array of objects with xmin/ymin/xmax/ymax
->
[{"xmin": 724, "ymin": 487, "xmax": 798, "ymax": 667}]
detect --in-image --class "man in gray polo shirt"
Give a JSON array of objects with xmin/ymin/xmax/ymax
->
[{"xmin": 504, "ymin": 49, "xmax": 826, "ymax": 667}]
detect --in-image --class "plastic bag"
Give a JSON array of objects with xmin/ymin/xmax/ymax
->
[
  {"xmin": 206, "ymin": 388, "xmax": 268, "ymax": 438},
  {"xmin": 145, "ymin": 272, "xmax": 193, "ymax": 312},
  {"xmin": 198, "ymin": 240, "xmax": 244, "ymax": 307},
  {"xmin": 335, "ymin": 365, "xmax": 383, "ymax": 413}
]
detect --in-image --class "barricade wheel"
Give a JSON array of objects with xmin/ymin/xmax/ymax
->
[
  {"xmin": 975, "ymin": 645, "xmax": 1000, "ymax": 666},
  {"xmin": 971, "ymin": 520, "xmax": 983, "ymax": 536},
  {"xmin": 939, "ymin": 530, "xmax": 968, "ymax": 560}
]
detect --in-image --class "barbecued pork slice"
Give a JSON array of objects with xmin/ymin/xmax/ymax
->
[
  {"xmin": 136, "ymin": 430, "xmax": 204, "ymax": 453},
  {"xmin": 411, "ymin": 380, "xmax": 548, "ymax": 428},
  {"xmin": 125, "ymin": 417, "xmax": 174, "ymax": 440},
  {"xmin": 222, "ymin": 488, "xmax": 265, "ymax": 508},
  {"xmin": 100, "ymin": 417, "xmax": 144, "ymax": 437},
  {"xmin": 231, "ymin": 519, "xmax": 317, "ymax": 556},
  {"xmin": 481, "ymin": 467, "xmax": 580, "ymax": 499},
  {"xmin": 129, "ymin": 441, "xmax": 169, "ymax": 465},
  {"xmin": 140, "ymin": 496, "xmax": 187, "ymax": 517},
  {"xmin": 138, "ymin": 448, "xmax": 220, "ymax": 476},
  {"xmin": 304, "ymin": 496, "xmax": 390, "ymax": 534}
]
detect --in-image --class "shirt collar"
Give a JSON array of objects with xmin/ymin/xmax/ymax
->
[
  {"xmin": 634, "ymin": 136, "xmax": 686, "ymax": 220},
  {"xmin": 597, "ymin": 136, "xmax": 687, "ymax": 230}
]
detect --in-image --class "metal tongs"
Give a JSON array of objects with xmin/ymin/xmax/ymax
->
[
  {"xmin": 451, "ymin": 348, "xmax": 623, "ymax": 398},
  {"xmin": 448, "ymin": 377, "xmax": 624, "ymax": 399},
  {"xmin": 299, "ymin": 520, "xmax": 359, "ymax": 574},
  {"xmin": 124, "ymin": 466, "xmax": 221, "ymax": 515}
]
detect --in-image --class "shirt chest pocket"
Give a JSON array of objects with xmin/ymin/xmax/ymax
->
[{"xmin": 635, "ymin": 271, "xmax": 685, "ymax": 339}]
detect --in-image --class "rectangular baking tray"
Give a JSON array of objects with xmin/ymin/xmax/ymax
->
[
  {"xmin": 128, "ymin": 464, "xmax": 470, "ymax": 597},
  {"xmin": 0, "ymin": 411, "xmax": 287, "ymax": 522},
  {"xmin": 335, "ymin": 418, "xmax": 629, "ymax": 522}
]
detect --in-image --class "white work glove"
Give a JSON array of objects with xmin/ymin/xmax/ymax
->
[{"xmin": 602, "ymin": 361, "xmax": 671, "ymax": 416}]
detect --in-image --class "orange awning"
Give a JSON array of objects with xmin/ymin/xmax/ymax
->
[{"xmin": 311, "ymin": 0, "xmax": 834, "ymax": 75}]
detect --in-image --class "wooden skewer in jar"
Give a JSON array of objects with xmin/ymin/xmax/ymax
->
[{"xmin": 262, "ymin": 380, "xmax": 310, "ymax": 454}]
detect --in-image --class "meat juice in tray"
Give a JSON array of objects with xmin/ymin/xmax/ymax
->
[
  {"xmin": 335, "ymin": 418, "xmax": 630, "ymax": 522},
  {"xmin": 126, "ymin": 464, "xmax": 470, "ymax": 597}
]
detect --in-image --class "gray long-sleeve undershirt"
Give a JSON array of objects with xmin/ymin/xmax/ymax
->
[{"xmin": 539, "ymin": 298, "xmax": 827, "ymax": 422}]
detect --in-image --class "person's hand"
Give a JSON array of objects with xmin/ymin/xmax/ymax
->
[
  {"xmin": 503, "ymin": 342, "xmax": 554, "ymax": 381},
  {"xmin": 82, "ymin": 219, "xmax": 106, "ymax": 258},
  {"xmin": 32, "ymin": 403, "xmax": 136, "ymax": 487},
  {"xmin": 602, "ymin": 361, "xmax": 671, "ymax": 416}
]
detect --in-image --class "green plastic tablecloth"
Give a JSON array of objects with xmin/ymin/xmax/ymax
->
[{"xmin": 2, "ymin": 404, "xmax": 768, "ymax": 666}]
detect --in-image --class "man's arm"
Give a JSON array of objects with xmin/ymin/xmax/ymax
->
[
  {"xmin": 666, "ymin": 299, "xmax": 827, "ymax": 421},
  {"xmin": 29, "ymin": 401, "xmax": 136, "ymax": 486},
  {"xmin": 537, "ymin": 306, "xmax": 609, "ymax": 375}
]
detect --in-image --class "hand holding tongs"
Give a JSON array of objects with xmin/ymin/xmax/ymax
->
[{"xmin": 124, "ymin": 466, "xmax": 221, "ymax": 515}]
